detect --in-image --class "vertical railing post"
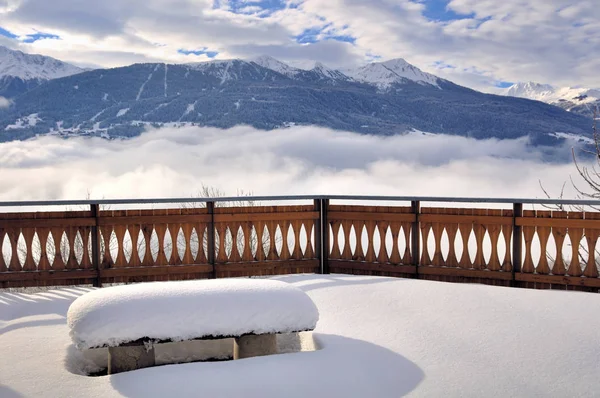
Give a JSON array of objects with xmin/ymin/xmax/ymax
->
[
  {"xmin": 313, "ymin": 199, "xmax": 323, "ymax": 274},
  {"xmin": 411, "ymin": 200, "xmax": 421, "ymax": 278},
  {"xmin": 207, "ymin": 201, "xmax": 216, "ymax": 279},
  {"xmin": 512, "ymin": 203, "xmax": 523, "ymax": 287},
  {"xmin": 322, "ymin": 198, "xmax": 330, "ymax": 274},
  {"xmin": 90, "ymin": 204, "xmax": 102, "ymax": 288}
]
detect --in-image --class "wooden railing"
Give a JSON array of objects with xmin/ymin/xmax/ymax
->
[{"xmin": 1, "ymin": 196, "xmax": 600, "ymax": 292}]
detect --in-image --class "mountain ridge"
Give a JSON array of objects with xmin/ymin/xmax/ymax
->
[
  {"xmin": 0, "ymin": 57, "xmax": 592, "ymax": 148},
  {"xmin": 502, "ymin": 81, "xmax": 599, "ymax": 118},
  {"xmin": 0, "ymin": 46, "xmax": 84, "ymax": 98}
]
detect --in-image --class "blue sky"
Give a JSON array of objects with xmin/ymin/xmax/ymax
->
[
  {"xmin": 420, "ymin": 0, "xmax": 474, "ymax": 21},
  {"xmin": 0, "ymin": 0, "xmax": 595, "ymax": 92}
]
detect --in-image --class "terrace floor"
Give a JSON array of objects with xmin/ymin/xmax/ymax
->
[{"xmin": 1, "ymin": 275, "xmax": 599, "ymax": 397}]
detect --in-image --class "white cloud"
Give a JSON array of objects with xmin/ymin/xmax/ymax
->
[
  {"xmin": 0, "ymin": 96, "xmax": 11, "ymax": 108},
  {"xmin": 0, "ymin": 0, "xmax": 596, "ymax": 91},
  {"xmin": 0, "ymin": 126, "xmax": 589, "ymax": 204}
]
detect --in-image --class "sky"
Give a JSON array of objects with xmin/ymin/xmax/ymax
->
[
  {"xmin": 0, "ymin": 0, "xmax": 597, "ymax": 92},
  {"xmin": 0, "ymin": 125, "xmax": 589, "ymax": 203}
]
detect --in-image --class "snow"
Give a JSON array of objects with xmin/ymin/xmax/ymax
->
[
  {"xmin": 90, "ymin": 108, "xmax": 107, "ymax": 122},
  {"xmin": 181, "ymin": 102, "xmax": 196, "ymax": 118},
  {"xmin": 163, "ymin": 63, "xmax": 168, "ymax": 97},
  {"xmin": 548, "ymin": 131, "xmax": 594, "ymax": 144},
  {"xmin": 136, "ymin": 64, "xmax": 160, "ymax": 101},
  {"xmin": 5, "ymin": 113, "xmax": 41, "ymax": 130},
  {"xmin": 344, "ymin": 58, "xmax": 441, "ymax": 89},
  {"xmin": 67, "ymin": 279, "xmax": 319, "ymax": 349},
  {"xmin": 312, "ymin": 62, "xmax": 349, "ymax": 81},
  {"xmin": 3, "ymin": 275, "xmax": 600, "ymax": 397},
  {"xmin": 0, "ymin": 45, "xmax": 83, "ymax": 80},
  {"xmin": 116, "ymin": 108, "xmax": 129, "ymax": 117},
  {"xmin": 503, "ymin": 81, "xmax": 600, "ymax": 105},
  {"xmin": 251, "ymin": 55, "xmax": 301, "ymax": 78},
  {"xmin": 102, "ymin": 93, "xmax": 109, "ymax": 101}
]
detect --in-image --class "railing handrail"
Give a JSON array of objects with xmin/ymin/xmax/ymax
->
[{"xmin": 1, "ymin": 194, "xmax": 600, "ymax": 208}]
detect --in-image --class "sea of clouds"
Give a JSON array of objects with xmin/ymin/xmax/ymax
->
[{"xmin": 0, "ymin": 125, "xmax": 592, "ymax": 203}]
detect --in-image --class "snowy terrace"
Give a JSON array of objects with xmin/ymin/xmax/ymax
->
[{"xmin": 2, "ymin": 195, "xmax": 600, "ymax": 396}]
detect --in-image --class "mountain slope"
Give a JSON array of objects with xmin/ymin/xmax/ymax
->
[
  {"xmin": 503, "ymin": 82, "xmax": 599, "ymax": 118},
  {"xmin": 0, "ymin": 46, "xmax": 84, "ymax": 98},
  {"xmin": 0, "ymin": 58, "xmax": 592, "ymax": 147}
]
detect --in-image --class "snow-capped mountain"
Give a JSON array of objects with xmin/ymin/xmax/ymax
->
[
  {"xmin": 0, "ymin": 46, "xmax": 84, "ymax": 98},
  {"xmin": 250, "ymin": 55, "xmax": 440, "ymax": 88},
  {"xmin": 251, "ymin": 55, "xmax": 301, "ymax": 78},
  {"xmin": 503, "ymin": 82, "xmax": 600, "ymax": 118},
  {"xmin": 311, "ymin": 62, "xmax": 350, "ymax": 81},
  {"xmin": 0, "ymin": 46, "xmax": 83, "ymax": 80},
  {"xmin": 0, "ymin": 56, "xmax": 591, "ymax": 148},
  {"xmin": 343, "ymin": 58, "xmax": 441, "ymax": 89}
]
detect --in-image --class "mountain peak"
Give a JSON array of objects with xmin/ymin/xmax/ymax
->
[
  {"xmin": 344, "ymin": 57, "xmax": 440, "ymax": 89},
  {"xmin": 0, "ymin": 45, "xmax": 83, "ymax": 80},
  {"xmin": 250, "ymin": 55, "xmax": 299, "ymax": 77}
]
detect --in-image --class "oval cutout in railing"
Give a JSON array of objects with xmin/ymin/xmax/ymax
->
[
  {"xmin": 337, "ymin": 223, "xmax": 345, "ymax": 256},
  {"xmin": 299, "ymin": 223, "xmax": 308, "ymax": 256},
  {"xmin": 46, "ymin": 231, "xmax": 56, "ymax": 267},
  {"xmin": 497, "ymin": 230, "xmax": 507, "ymax": 268},
  {"xmin": 150, "ymin": 229, "xmax": 159, "ymax": 263},
  {"xmin": 250, "ymin": 225, "xmax": 259, "ymax": 258},
  {"xmin": 467, "ymin": 229, "xmax": 477, "ymax": 266},
  {"xmin": 440, "ymin": 228, "xmax": 450, "ymax": 263},
  {"xmin": 482, "ymin": 229, "xmax": 492, "ymax": 267},
  {"xmin": 348, "ymin": 224, "xmax": 357, "ymax": 257},
  {"xmin": 2, "ymin": 233, "xmax": 12, "ymax": 268},
  {"xmin": 385, "ymin": 225, "xmax": 393, "ymax": 259},
  {"xmin": 425, "ymin": 226, "xmax": 435, "ymax": 265},
  {"xmin": 274, "ymin": 224, "xmax": 283, "ymax": 258},
  {"xmin": 545, "ymin": 232, "xmax": 557, "ymax": 270},
  {"xmin": 562, "ymin": 232, "xmax": 572, "ymax": 270},
  {"xmin": 189, "ymin": 228, "xmax": 199, "ymax": 261},
  {"xmin": 32, "ymin": 231, "xmax": 41, "ymax": 267},
  {"xmin": 16, "ymin": 232, "xmax": 26, "ymax": 268},
  {"xmin": 176, "ymin": 228, "xmax": 186, "ymax": 262},
  {"xmin": 287, "ymin": 223, "xmax": 295, "ymax": 257},
  {"xmin": 61, "ymin": 230, "xmax": 71, "ymax": 267},
  {"xmin": 74, "ymin": 230, "xmax": 85, "ymax": 266},
  {"xmin": 398, "ymin": 226, "xmax": 406, "ymax": 260},
  {"xmin": 454, "ymin": 228, "xmax": 464, "ymax": 265},
  {"xmin": 122, "ymin": 229, "xmax": 132, "ymax": 264},
  {"xmin": 163, "ymin": 227, "xmax": 173, "ymax": 262},
  {"xmin": 137, "ymin": 229, "xmax": 147, "ymax": 263},
  {"xmin": 372, "ymin": 225, "xmax": 381, "ymax": 259},
  {"xmin": 262, "ymin": 224, "xmax": 270, "ymax": 259}
]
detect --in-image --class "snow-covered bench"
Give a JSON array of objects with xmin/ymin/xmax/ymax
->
[{"xmin": 67, "ymin": 279, "xmax": 319, "ymax": 374}]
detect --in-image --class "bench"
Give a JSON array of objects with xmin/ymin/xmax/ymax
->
[{"xmin": 67, "ymin": 278, "xmax": 319, "ymax": 374}]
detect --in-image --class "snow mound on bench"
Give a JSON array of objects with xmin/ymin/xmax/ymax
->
[{"xmin": 67, "ymin": 279, "xmax": 319, "ymax": 349}]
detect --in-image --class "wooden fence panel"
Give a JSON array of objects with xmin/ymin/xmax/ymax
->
[
  {"xmin": 96, "ymin": 208, "xmax": 212, "ymax": 283},
  {"xmin": 417, "ymin": 207, "xmax": 514, "ymax": 286},
  {"xmin": 327, "ymin": 205, "xmax": 416, "ymax": 277},
  {"xmin": 212, "ymin": 205, "xmax": 319, "ymax": 278},
  {"xmin": 0, "ymin": 211, "xmax": 96, "ymax": 287}
]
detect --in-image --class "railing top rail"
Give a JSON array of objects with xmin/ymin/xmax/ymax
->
[{"xmin": 1, "ymin": 195, "xmax": 600, "ymax": 207}]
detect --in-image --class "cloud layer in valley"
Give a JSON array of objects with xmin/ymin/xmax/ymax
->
[
  {"xmin": 0, "ymin": 126, "xmax": 591, "ymax": 205},
  {"xmin": 0, "ymin": 1, "xmax": 597, "ymax": 91}
]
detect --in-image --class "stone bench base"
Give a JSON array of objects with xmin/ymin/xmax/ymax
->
[
  {"xmin": 108, "ymin": 342, "xmax": 156, "ymax": 374},
  {"xmin": 233, "ymin": 334, "xmax": 278, "ymax": 360},
  {"xmin": 107, "ymin": 334, "xmax": 279, "ymax": 374}
]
